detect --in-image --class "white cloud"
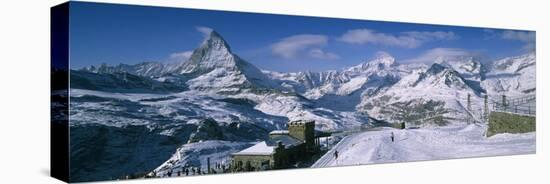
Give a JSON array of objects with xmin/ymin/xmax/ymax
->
[
  {"xmin": 169, "ymin": 51, "xmax": 193, "ymax": 61},
  {"xmin": 308, "ymin": 48, "xmax": 340, "ymax": 60},
  {"xmin": 338, "ymin": 29, "xmax": 456, "ymax": 48},
  {"xmin": 402, "ymin": 48, "xmax": 475, "ymax": 64},
  {"xmin": 194, "ymin": 26, "xmax": 217, "ymax": 45},
  {"xmin": 501, "ymin": 30, "xmax": 535, "ymax": 51},
  {"xmin": 196, "ymin": 26, "xmax": 213, "ymax": 37},
  {"xmin": 522, "ymin": 43, "xmax": 536, "ymax": 51},
  {"xmin": 402, "ymin": 31, "xmax": 457, "ymax": 41},
  {"xmin": 484, "ymin": 30, "xmax": 535, "ymax": 51},
  {"xmin": 501, "ymin": 30, "xmax": 535, "ymax": 43},
  {"xmin": 270, "ymin": 34, "xmax": 332, "ymax": 59}
]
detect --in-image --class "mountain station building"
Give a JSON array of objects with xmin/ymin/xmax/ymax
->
[{"xmin": 230, "ymin": 120, "xmax": 327, "ymax": 172}]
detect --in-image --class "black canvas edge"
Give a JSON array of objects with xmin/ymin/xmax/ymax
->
[{"xmin": 51, "ymin": 1, "xmax": 70, "ymax": 183}]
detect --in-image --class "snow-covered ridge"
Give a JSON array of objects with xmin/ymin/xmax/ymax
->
[{"xmin": 482, "ymin": 52, "xmax": 536, "ymax": 96}]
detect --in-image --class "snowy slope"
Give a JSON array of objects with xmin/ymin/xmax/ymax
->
[
  {"xmin": 152, "ymin": 141, "xmax": 253, "ymax": 177},
  {"xmin": 231, "ymin": 91, "xmax": 368, "ymax": 130},
  {"xmin": 312, "ymin": 125, "xmax": 535, "ymax": 167},
  {"xmin": 69, "ymin": 89, "xmax": 289, "ymax": 130}
]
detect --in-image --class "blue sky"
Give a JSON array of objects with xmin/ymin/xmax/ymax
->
[{"xmin": 69, "ymin": 2, "xmax": 535, "ymax": 72}]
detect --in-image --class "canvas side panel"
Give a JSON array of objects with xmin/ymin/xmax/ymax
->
[{"xmin": 51, "ymin": 2, "xmax": 70, "ymax": 183}]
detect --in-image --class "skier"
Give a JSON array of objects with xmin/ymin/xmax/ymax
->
[
  {"xmin": 334, "ymin": 150, "xmax": 339, "ymax": 160},
  {"xmin": 391, "ymin": 132, "xmax": 395, "ymax": 142}
]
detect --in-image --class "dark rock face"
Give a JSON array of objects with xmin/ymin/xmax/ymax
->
[
  {"xmin": 69, "ymin": 124, "xmax": 193, "ymax": 182},
  {"xmin": 377, "ymin": 99, "xmax": 450, "ymax": 126},
  {"xmin": 187, "ymin": 119, "xmax": 225, "ymax": 143}
]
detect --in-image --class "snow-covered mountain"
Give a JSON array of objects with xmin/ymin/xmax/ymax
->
[
  {"xmin": 70, "ymin": 30, "xmax": 535, "ymax": 181},
  {"xmin": 82, "ymin": 31, "xmax": 275, "ymax": 94},
  {"xmin": 434, "ymin": 55, "xmax": 487, "ymax": 81},
  {"xmin": 76, "ymin": 31, "xmax": 368, "ymax": 131},
  {"xmin": 76, "ymin": 32, "xmax": 535, "ymax": 127},
  {"xmin": 262, "ymin": 52, "xmax": 404, "ymax": 112},
  {"xmin": 357, "ymin": 62, "xmax": 484, "ymax": 126},
  {"xmin": 167, "ymin": 31, "xmax": 275, "ymax": 93},
  {"xmin": 264, "ymin": 52, "xmax": 401, "ymax": 98},
  {"xmin": 482, "ymin": 52, "xmax": 536, "ymax": 96}
]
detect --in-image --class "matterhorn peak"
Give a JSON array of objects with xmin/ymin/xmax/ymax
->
[
  {"xmin": 169, "ymin": 30, "xmax": 239, "ymax": 75},
  {"xmin": 198, "ymin": 30, "xmax": 232, "ymax": 53}
]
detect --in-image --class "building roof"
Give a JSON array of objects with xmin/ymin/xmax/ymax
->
[
  {"xmin": 269, "ymin": 130, "xmax": 289, "ymax": 135},
  {"xmin": 232, "ymin": 135, "xmax": 304, "ymax": 156},
  {"xmin": 232, "ymin": 141, "xmax": 274, "ymax": 156}
]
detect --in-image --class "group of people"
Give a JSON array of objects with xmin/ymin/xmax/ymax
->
[{"xmin": 151, "ymin": 161, "xmax": 232, "ymax": 178}]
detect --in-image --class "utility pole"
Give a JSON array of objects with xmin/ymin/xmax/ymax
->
[
  {"xmin": 207, "ymin": 157, "xmax": 211, "ymax": 174},
  {"xmin": 467, "ymin": 94, "xmax": 471, "ymax": 124},
  {"xmin": 502, "ymin": 95, "xmax": 507, "ymax": 111},
  {"xmin": 483, "ymin": 95, "xmax": 488, "ymax": 122},
  {"xmin": 467, "ymin": 94, "xmax": 472, "ymax": 111}
]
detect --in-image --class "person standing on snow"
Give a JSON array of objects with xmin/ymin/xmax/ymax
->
[{"xmin": 391, "ymin": 132, "xmax": 395, "ymax": 142}]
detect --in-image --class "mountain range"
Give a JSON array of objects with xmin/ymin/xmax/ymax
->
[
  {"xmin": 68, "ymin": 30, "xmax": 535, "ymax": 181},
  {"xmin": 78, "ymin": 30, "xmax": 535, "ymax": 127}
]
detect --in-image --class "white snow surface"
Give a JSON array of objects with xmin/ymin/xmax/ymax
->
[
  {"xmin": 312, "ymin": 124, "xmax": 535, "ymax": 167},
  {"xmin": 69, "ymin": 89, "xmax": 288, "ymax": 130}
]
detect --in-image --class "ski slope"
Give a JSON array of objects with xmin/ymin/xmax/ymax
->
[{"xmin": 312, "ymin": 124, "xmax": 535, "ymax": 167}]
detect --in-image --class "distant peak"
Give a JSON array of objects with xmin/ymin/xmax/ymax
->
[
  {"xmin": 370, "ymin": 52, "xmax": 396, "ymax": 67},
  {"xmin": 200, "ymin": 30, "xmax": 232, "ymax": 52},
  {"xmin": 426, "ymin": 63, "xmax": 447, "ymax": 75},
  {"xmin": 374, "ymin": 51, "xmax": 394, "ymax": 60}
]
